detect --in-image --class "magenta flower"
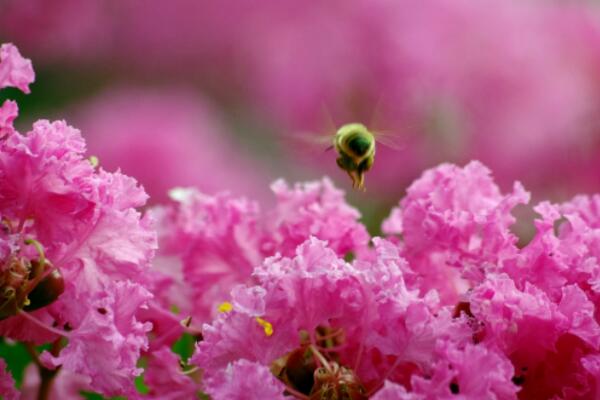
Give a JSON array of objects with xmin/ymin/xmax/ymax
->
[
  {"xmin": 191, "ymin": 238, "xmax": 474, "ymax": 398},
  {"xmin": 0, "ymin": 42, "xmax": 34, "ymax": 92},
  {"xmin": 151, "ymin": 178, "xmax": 369, "ymax": 324},
  {"xmin": 70, "ymin": 87, "xmax": 271, "ymax": 203},
  {"xmin": 383, "ymin": 161, "xmax": 529, "ymax": 304},
  {"xmin": 0, "ymin": 44, "xmax": 156, "ymax": 398},
  {"xmin": 143, "ymin": 346, "xmax": 201, "ymax": 399},
  {"xmin": 181, "ymin": 160, "xmax": 600, "ymax": 398},
  {"xmin": 0, "ymin": 358, "xmax": 18, "ymax": 400}
]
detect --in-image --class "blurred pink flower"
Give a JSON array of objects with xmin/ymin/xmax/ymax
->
[
  {"xmin": 0, "ymin": 358, "xmax": 18, "ymax": 400},
  {"xmin": 0, "ymin": 43, "xmax": 34, "ymax": 92},
  {"xmin": 70, "ymin": 87, "xmax": 271, "ymax": 203},
  {"xmin": 20, "ymin": 365, "xmax": 90, "ymax": 400},
  {"xmin": 3, "ymin": 0, "xmax": 600, "ymax": 197}
]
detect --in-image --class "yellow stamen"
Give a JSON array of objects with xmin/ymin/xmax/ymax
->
[
  {"xmin": 217, "ymin": 302, "xmax": 233, "ymax": 313},
  {"xmin": 255, "ymin": 317, "xmax": 273, "ymax": 337}
]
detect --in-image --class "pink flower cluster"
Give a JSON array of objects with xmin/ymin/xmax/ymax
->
[
  {"xmin": 151, "ymin": 178, "xmax": 369, "ymax": 324},
  {"xmin": 0, "ymin": 44, "xmax": 156, "ymax": 398},
  {"xmin": 2, "ymin": 42, "xmax": 600, "ymax": 400},
  {"xmin": 184, "ymin": 161, "xmax": 600, "ymax": 399}
]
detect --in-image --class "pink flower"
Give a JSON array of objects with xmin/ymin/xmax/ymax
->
[
  {"xmin": 20, "ymin": 365, "xmax": 90, "ymax": 400},
  {"xmin": 383, "ymin": 161, "xmax": 529, "ymax": 303},
  {"xmin": 371, "ymin": 381, "xmax": 422, "ymax": 400},
  {"xmin": 0, "ymin": 42, "xmax": 34, "ymax": 92},
  {"xmin": 70, "ymin": 87, "xmax": 271, "ymax": 203},
  {"xmin": 0, "ymin": 44, "xmax": 157, "ymax": 398},
  {"xmin": 40, "ymin": 282, "xmax": 153, "ymax": 397},
  {"xmin": 143, "ymin": 347, "xmax": 201, "ymax": 399},
  {"xmin": 152, "ymin": 178, "xmax": 368, "ymax": 323},
  {"xmin": 0, "ymin": 358, "xmax": 18, "ymax": 400},
  {"xmin": 264, "ymin": 178, "xmax": 370, "ymax": 256},
  {"xmin": 192, "ymin": 237, "xmax": 471, "ymax": 396},
  {"xmin": 204, "ymin": 359, "xmax": 287, "ymax": 400},
  {"xmin": 411, "ymin": 342, "xmax": 517, "ymax": 399},
  {"xmin": 468, "ymin": 276, "xmax": 600, "ymax": 398}
]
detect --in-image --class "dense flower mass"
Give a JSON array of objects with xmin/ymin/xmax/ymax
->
[
  {"xmin": 3, "ymin": 42, "xmax": 600, "ymax": 400},
  {"xmin": 0, "ymin": 44, "xmax": 156, "ymax": 398},
  {"xmin": 150, "ymin": 178, "xmax": 369, "ymax": 324},
  {"xmin": 183, "ymin": 161, "xmax": 600, "ymax": 399}
]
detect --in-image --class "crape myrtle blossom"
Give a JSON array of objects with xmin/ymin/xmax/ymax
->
[
  {"xmin": 150, "ymin": 178, "xmax": 370, "ymax": 324},
  {"xmin": 0, "ymin": 358, "xmax": 18, "ymax": 400},
  {"xmin": 0, "ymin": 43, "xmax": 34, "ymax": 93},
  {"xmin": 187, "ymin": 162, "xmax": 600, "ymax": 399},
  {"xmin": 0, "ymin": 44, "xmax": 157, "ymax": 398},
  {"xmin": 190, "ymin": 238, "xmax": 516, "ymax": 399}
]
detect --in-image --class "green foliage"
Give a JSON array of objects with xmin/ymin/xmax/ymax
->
[
  {"xmin": 0, "ymin": 339, "xmax": 32, "ymax": 388},
  {"xmin": 172, "ymin": 332, "xmax": 196, "ymax": 361}
]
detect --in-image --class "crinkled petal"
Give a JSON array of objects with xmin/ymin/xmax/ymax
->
[
  {"xmin": 0, "ymin": 43, "xmax": 34, "ymax": 92},
  {"xmin": 40, "ymin": 282, "xmax": 152, "ymax": 397},
  {"xmin": 203, "ymin": 359, "xmax": 286, "ymax": 400}
]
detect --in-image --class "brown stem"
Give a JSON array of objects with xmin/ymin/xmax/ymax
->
[
  {"xmin": 26, "ymin": 340, "xmax": 62, "ymax": 400},
  {"xmin": 37, "ymin": 366, "xmax": 58, "ymax": 400}
]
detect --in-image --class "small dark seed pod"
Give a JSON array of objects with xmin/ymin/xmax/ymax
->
[{"xmin": 23, "ymin": 269, "xmax": 64, "ymax": 311}]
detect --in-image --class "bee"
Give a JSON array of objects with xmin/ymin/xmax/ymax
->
[{"xmin": 332, "ymin": 123, "xmax": 376, "ymax": 191}]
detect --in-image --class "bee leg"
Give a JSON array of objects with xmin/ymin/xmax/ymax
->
[
  {"xmin": 336, "ymin": 155, "xmax": 355, "ymax": 171},
  {"xmin": 355, "ymin": 158, "xmax": 372, "ymax": 191},
  {"xmin": 355, "ymin": 173, "xmax": 365, "ymax": 191}
]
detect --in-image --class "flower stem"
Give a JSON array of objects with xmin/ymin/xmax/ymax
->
[
  {"xmin": 37, "ymin": 366, "xmax": 58, "ymax": 400},
  {"xmin": 26, "ymin": 342, "xmax": 61, "ymax": 400}
]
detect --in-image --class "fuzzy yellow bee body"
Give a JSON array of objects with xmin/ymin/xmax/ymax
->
[{"xmin": 333, "ymin": 123, "xmax": 376, "ymax": 191}]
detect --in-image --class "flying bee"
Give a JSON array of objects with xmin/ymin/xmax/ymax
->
[
  {"xmin": 296, "ymin": 122, "xmax": 402, "ymax": 191},
  {"xmin": 332, "ymin": 123, "xmax": 376, "ymax": 191}
]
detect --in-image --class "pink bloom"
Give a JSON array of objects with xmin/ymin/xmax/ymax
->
[
  {"xmin": 192, "ymin": 238, "xmax": 471, "ymax": 396},
  {"xmin": 264, "ymin": 178, "xmax": 370, "ymax": 256},
  {"xmin": 144, "ymin": 347, "xmax": 201, "ymax": 399},
  {"xmin": 0, "ymin": 43, "xmax": 34, "ymax": 92},
  {"xmin": 468, "ymin": 276, "xmax": 600, "ymax": 398},
  {"xmin": 0, "ymin": 44, "xmax": 157, "ymax": 397},
  {"xmin": 203, "ymin": 359, "xmax": 287, "ymax": 400},
  {"xmin": 383, "ymin": 161, "xmax": 529, "ymax": 303},
  {"xmin": 411, "ymin": 342, "xmax": 517, "ymax": 399},
  {"xmin": 40, "ymin": 282, "xmax": 153, "ymax": 397},
  {"xmin": 20, "ymin": 365, "xmax": 90, "ymax": 400},
  {"xmin": 152, "ymin": 178, "xmax": 368, "ymax": 323},
  {"xmin": 71, "ymin": 87, "xmax": 271, "ymax": 203},
  {"xmin": 371, "ymin": 381, "xmax": 422, "ymax": 400},
  {"xmin": 0, "ymin": 358, "xmax": 18, "ymax": 400},
  {"xmin": 0, "ymin": 100, "xmax": 19, "ymax": 138}
]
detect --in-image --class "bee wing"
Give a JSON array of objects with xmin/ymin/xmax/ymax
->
[
  {"xmin": 286, "ymin": 131, "xmax": 335, "ymax": 152},
  {"xmin": 372, "ymin": 130, "xmax": 406, "ymax": 150}
]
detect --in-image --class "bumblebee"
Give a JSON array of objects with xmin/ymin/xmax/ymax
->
[{"xmin": 332, "ymin": 123, "xmax": 376, "ymax": 191}]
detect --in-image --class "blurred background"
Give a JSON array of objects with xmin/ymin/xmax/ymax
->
[{"xmin": 2, "ymin": 0, "xmax": 600, "ymax": 233}]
